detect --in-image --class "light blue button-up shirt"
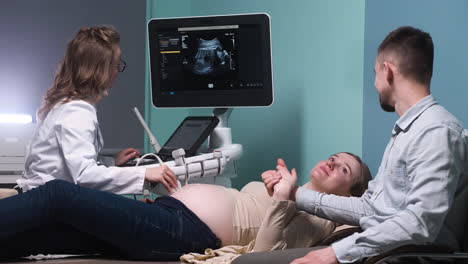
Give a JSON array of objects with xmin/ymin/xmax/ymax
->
[{"xmin": 296, "ymin": 95, "xmax": 468, "ymax": 263}]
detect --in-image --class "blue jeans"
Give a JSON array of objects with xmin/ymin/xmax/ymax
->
[{"xmin": 0, "ymin": 180, "xmax": 221, "ymax": 260}]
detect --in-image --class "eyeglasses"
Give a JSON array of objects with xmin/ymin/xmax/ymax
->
[{"xmin": 116, "ymin": 58, "xmax": 127, "ymax": 72}]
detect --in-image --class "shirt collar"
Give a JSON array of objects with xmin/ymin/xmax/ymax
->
[{"xmin": 392, "ymin": 95, "xmax": 437, "ymax": 135}]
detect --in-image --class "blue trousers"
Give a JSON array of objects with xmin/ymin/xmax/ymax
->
[{"xmin": 0, "ymin": 180, "xmax": 220, "ymax": 260}]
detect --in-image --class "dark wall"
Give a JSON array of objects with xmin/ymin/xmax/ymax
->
[{"xmin": 0, "ymin": 0, "xmax": 146, "ymax": 151}]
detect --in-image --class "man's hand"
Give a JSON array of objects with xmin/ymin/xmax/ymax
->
[
  {"xmin": 290, "ymin": 247, "xmax": 338, "ymax": 264},
  {"xmin": 114, "ymin": 148, "xmax": 139, "ymax": 166}
]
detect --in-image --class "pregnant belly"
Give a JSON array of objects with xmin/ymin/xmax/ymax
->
[{"xmin": 171, "ymin": 184, "xmax": 237, "ymax": 246}]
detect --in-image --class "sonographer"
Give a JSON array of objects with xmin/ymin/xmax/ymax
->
[{"xmin": 16, "ymin": 25, "xmax": 178, "ymax": 195}]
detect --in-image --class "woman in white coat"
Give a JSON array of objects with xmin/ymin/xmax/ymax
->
[{"xmin": 17, "ymin": 25, "xmax": 177, "ymax": 195}]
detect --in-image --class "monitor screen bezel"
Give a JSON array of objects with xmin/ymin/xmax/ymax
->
[{"xmin": 147, "ymin": 13, "xmax": 273, "ymax": 108}]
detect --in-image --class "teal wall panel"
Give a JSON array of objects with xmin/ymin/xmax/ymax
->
[
  {"xmin": 147, "ymin": 0, "xmax": 365, "ymax": 189},
  {"xmin": 363, "ymin": 0, "xmax": 468, "ymax": 176}
]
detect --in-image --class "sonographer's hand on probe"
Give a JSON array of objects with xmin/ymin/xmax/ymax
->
[
  {"xmin": 145, "ymin": 166, "xmax": 178, "ymax": 193},
  {"xmin": 262, "ymin": 170, "xmax": 281, "ymax": 196},
  {"xmin": 115, "ymin": 148, "xmax": 140, "ymax": 166}
]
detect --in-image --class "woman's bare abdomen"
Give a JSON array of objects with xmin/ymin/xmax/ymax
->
[{"xmin": 171, "ymin": 184, "xmax": 237, "ymax": 246}]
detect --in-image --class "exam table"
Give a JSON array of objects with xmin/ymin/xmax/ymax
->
[{"xmin": 3, "ymin": 187, "xmax": 468, "ymax": 264}]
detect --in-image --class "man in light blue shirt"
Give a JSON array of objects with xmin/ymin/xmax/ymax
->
[{"xmin": 235, "ymin": 27, "xmax": 468, "ymax": 264}]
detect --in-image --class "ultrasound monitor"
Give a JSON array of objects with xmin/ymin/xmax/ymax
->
[{"xmin": 148, "ymin": 13, "xmax": 273, "ymax": 108}]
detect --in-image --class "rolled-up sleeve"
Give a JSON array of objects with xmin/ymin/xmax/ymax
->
[{"xmin": 296, "ymin": 187, "xmax": 374, "ymax": 226}]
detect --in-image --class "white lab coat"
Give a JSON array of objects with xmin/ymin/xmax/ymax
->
[{"xmin": 17, "ymin": 100, "xmax": 146, "ymax": 195}]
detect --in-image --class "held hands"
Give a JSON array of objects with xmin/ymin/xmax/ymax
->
[
  {"xmin": 261, "ymin": 169, "xmax": 281, "ymax": 196},
  {"xmin": 262, "ymin": 158, "xmax": 289, "ymax": 196},
  {"xmin": 290, "ymin": 246, "xmax": 338, "ymax": 264},
  {"xmin": 261, "ymin": 158, "xmax": 298, "ymax": 201},
  {"xmin": 274, "ymin": 159, "xmax": 298, "ymax": 200},
  {"xmin": 145, "ymin": 165, "xmax": 178, "ymax": 194},
  {"xmin": 114, "ymin": 148, "xmax": 140, "ymax": 166}
]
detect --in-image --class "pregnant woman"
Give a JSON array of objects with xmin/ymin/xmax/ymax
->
[{"xmin": 0, "ymin": 152, "xmax": 370, "ymax": 261}]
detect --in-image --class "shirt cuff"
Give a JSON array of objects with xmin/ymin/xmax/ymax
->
[
  {"xmin": 332, "ymin": 233, "xmax": 363, "ymax": 263},
  {"xmin": 126, "ymin": 167, "xmax": 146, "ymax": 194},
  {"xmin": 295, "ymin": 187, "xmax": 321, "ymax": 213}
]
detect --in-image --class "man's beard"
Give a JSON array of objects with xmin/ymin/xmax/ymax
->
[{"xmin": 379, "ymin": 96, "xmax": 395, "ymax": 112}]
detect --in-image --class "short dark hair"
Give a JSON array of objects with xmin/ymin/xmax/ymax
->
[
  {"xmin": 342, "ymin": 152, "xmax": 372, "ymax": 197},
  {"xmin": 378, "ymin": 26, "xmax": 433, "ymax": 85}
]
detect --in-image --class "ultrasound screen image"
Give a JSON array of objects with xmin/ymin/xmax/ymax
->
[
  {"xmin": 157, "ymin": 29, "xmax": 239, "ymax": 91},
  {"xmin": 156, "ymin": 24, "xmax": 263, "ymax": 92},
  {"xmin": 182, "ymin": 33, "xmax": 236, "ymax": 76},
  {"xmin": 148, "ymin": 14, "xmax": 273, "ymax": 107}
]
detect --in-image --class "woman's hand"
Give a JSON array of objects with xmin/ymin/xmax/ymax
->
[
  {"xmin": 277, "ymin": 158, "xmax": 287, "ymax": 168},
  {"xmin": 272, "ymin": 159, "xmax": 298, "ymax": 201},
  {"xmin": 145, "ymin": 166, "xmax": 178, "ymax": 193},
  {"xmin": 114, "ymin": 148, "xmax": 139, "ymax": 166},
  {"xmin": 261, "ymin": 158, "xmax": 297, "ymax": 198},
  {"xmin": 261, "ymin": 170, "xmax": 281, "ymax": 196}
]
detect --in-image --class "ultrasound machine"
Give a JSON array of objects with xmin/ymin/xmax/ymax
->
[{"xmin": 133, "ymin": 13, "xmax": 273, "ymax": 194}]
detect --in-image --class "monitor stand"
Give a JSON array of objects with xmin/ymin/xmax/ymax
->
[
  {"xmin": 209, "ymin": 108, "xmax": 233, "ymax": 148},
  {"xmin": 188, "ymin": 108, "xmax": 242, "ymax": 187},
  {"xmin": 209, "ymin": 108, "xmax": 243, "ymax": 160}
]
